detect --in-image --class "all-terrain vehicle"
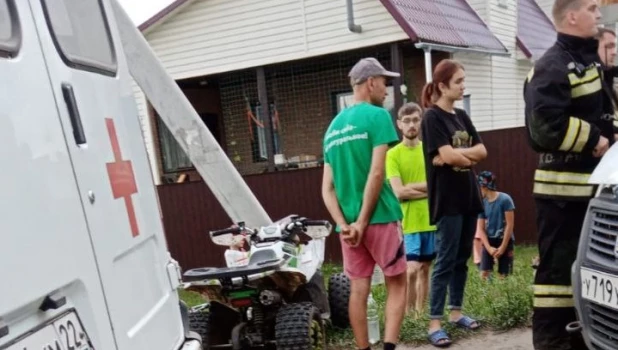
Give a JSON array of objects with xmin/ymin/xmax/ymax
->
[{"xmin": 181, "ymin": 215, "xmax": 336, "ymax": 349}]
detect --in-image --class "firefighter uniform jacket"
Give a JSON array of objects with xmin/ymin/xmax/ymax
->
[
  {"xmin": 603, "ymin": 65, "xmax": 618, "ymax": 134},
  {"xmin": 524, "ymin": 33, "xmax": 615, "ymax": 201}
]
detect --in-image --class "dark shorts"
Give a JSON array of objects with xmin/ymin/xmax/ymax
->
[{"xmin": 480, "ymin": 238, "xmax": 514, "ymax": 275}]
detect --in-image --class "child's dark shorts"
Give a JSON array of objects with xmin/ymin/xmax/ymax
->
[{"xmin": 480, "ymin": 237, "xmax": 514, "ymax": 275}]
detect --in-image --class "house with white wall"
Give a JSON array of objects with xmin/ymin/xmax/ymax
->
[
  {"xmin": 133, "ymin": 0, "xmax": 554, "ymax": 183},
  {"xmin": 131, "ymin": 0, "xmax": 557, "ymax": 268}
]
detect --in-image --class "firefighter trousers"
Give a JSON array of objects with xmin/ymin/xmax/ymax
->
[{"xmin": 533, "ymin": 198, "xmax": 589, "ymax": 350}]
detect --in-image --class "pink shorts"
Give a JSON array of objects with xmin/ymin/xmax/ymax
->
[{"xmin": 340, "ymin": 222, "xmax": 407, "ymax": 280}]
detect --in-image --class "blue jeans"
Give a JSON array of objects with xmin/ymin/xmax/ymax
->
[{"xmin": 429, "ymin": 215, "xmax": 477, "ymax": 319}]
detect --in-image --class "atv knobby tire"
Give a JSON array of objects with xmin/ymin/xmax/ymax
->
[
  {"xmin": 188, "ymin": 308, "xmax": 210, "ymax": 348},
  {"xmin": 328, "ymin": 272, "xmax": 350, "ymax": 328},
  {"xmin": 276, "ymin": 302, "xmax": 325, "ymax": 350}
]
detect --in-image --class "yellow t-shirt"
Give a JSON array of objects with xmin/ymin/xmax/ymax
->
[{"xmin": 386, "ymin": 142, "xmax": 436, "ymax": 234}]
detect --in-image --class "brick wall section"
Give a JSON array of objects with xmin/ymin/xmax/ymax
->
[
  {"xmin": 217, "ymin": 45, "xmax": 397, "ymax": 175},
  {"xmin": 151, "ymin": 43, "xmax": 447, "ymax": 178}
]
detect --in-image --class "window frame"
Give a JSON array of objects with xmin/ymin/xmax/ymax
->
[
  {"xmin": 0, "ymin": 0, "xmax": 21, "ymax": 58},
  {"xmin": 40, "ymin": 0, "xmax": 118, "ymax": 76}
]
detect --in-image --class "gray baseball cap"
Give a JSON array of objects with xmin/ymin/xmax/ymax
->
[{"xmin": 349, "ymin": 57, "xmax": 400, "ymax": 85}]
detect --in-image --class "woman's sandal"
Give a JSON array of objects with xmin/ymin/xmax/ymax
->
[
  {"xmin": 427, "ymin": 328, "xmax": 452, "ymax": 348},
  {"xmin": 450, "ymin": 315, "xmax": 481, "ymax": 330}
]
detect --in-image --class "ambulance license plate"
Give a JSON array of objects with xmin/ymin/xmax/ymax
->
[
  {"xmin": 581, "ymin": 267, "xmax": 618, "ymax": 310},
  {"xmin": 2, "ymin": 311, "xmax": 93, "ymax": 350}
]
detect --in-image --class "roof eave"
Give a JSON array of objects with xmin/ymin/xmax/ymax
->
[
  {"xmin": 515, "ymin": 37, "xmax": 533, "ymax": 59},
  {"xmin": 415, "ymin": 41, "xmax": 510, "ymax": 57},
  {"xmin": 378, "ymin": 0, "xmax": 419, "ymax": 42},
  {"xmin": 138, "ymin": 0, "xmax": 195, "ymax": 33},
  {"xmin": 379, "ymin": 0, "xmax": 508, "ymax": 54}
]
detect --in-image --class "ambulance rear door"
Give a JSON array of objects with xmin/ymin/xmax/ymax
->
[{"xmin": 28, "ymin": 0, "xmax": 185, "ymax": 348}]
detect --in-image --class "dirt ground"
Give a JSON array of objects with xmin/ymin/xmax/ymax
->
[{"xmin": 400, "ymin": 328, "xmax": 532, "ymax": 350}]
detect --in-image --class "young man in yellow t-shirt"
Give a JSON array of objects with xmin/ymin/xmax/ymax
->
[{"xmin": 386, "ymin": 102, "xmax": 437, "ymax": 317}]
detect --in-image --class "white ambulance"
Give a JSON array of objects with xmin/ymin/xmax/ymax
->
[{"xmin": 0, "ymin": 0, "xmax": 201, "ymax": 349}]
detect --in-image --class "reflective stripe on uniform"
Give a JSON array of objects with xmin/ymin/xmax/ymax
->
[
  {"xmin": 533, "ymin": 182, "xmax": 595, "ymax": 197},
  {"xmin": 533, "ymin": 284, "xmax": 573, "ymax": 296},
  {"xmin": 568, "ymin": 68, "xmax": 599, "ymax": 85},
  {"xmin": 534, "ymin": 170, "xmax": 590, "ymax": 184},
  {"xmin": 533, "ymin": 297, "xmax": 574, "ymax": 308},
  {"xmin": 572, "ymin": 121, "xmax": 591, "ymax": 152},
  {"xmin": 571, "ymin": 78, "xmax": 601, "ymax": 98},
  {"xmin": 527, "ymin": 67, "xmax": 535, "ymax": 82},
  {"xmin": 559, "ymin": 117, "xmax": 580, "ymax": 152},
  {"xmin": 557, "ymin": 117, "xmax": 591, "ymax": 152},
  {"xmin": 568, "ymin": 68, "xmax": 601, "ymax": 98}
]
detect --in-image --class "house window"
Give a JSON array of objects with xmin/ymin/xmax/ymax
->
[
  {"xmin": 156, "ymin": 112, "xmax": 224, "ymax": 174},
  {"xmin": 250, "ymin": 102, "xmax": 281, "ymax": 162},
  {"xmin": 156, "ymin": 115, "xmax": 192, "ymax": 174},
  {"xmin": 335, "ymin": 86, "xmax": 396, "ymax": 115},
  {"xmin": 0, "ymin": 0, "xmax": 20, "ymax": 57},
  {"xmin": 41, "ymin": 0, "xmax": 117, "ymax": 75}
]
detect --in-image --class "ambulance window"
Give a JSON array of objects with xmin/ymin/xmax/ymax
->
[
  {"xmin": 0, "ymin": 0, "xmax": 20, "ymax": 57},
  {"xmin": 41, "ymin": 0, "xmax": 117, "ymax": 75}
]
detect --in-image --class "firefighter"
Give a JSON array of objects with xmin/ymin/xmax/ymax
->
[
  {"xmin": 595, "ymin": 27, "xmax": 618, "ymax": 141},
  {"xmin": 523, "ymin": 1, "xmax": 614, "ymax": 349}
]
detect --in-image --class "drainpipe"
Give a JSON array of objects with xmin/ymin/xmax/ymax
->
[
  {"xmin": 346, "ymin": 0, "xmax": 362, "ymax": 33},
  {"xmin": 423, "ymin": 48, "xmax": 432, "ymax": 83}
]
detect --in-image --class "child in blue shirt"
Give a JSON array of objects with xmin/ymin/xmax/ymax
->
[{"xmin": 476, "ymin": 171, "xmax": 515, "ymax": 279}]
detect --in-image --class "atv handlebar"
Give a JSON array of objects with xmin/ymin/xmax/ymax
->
[
  {"xmin": 210, "ymin": 221, "xmax": 257, "ymax": 238},
  {"xmin": 208, "ymin": 216, "xmax": 331, "ymax": 244}
]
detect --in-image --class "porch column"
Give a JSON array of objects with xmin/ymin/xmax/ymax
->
[
  {"xmin": 256, "ymin": 67, "xmax": 275, "ymax": 172},
  {"xmin": 390, "ymin": 42, "xmax": 403, "ymax": 123}
]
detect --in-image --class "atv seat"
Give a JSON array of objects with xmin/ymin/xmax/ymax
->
[{"xmin": 183, "ymin": 258, "xmax": 284, "ymax": 282}]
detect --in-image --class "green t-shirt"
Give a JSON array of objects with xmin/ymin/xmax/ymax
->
[
  {"xmin": 323, "ymin": 102, "xmax": 402, "ymax": 227},
  {"xmin": 385, "ymin": 142, "xmax": 436, "ymax": 234}
]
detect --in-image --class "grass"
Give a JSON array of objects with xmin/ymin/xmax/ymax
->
[
  {"xmin": 178, "ymin": 245, "xmax": 537, "ymax": 347},
  {"xmin": 325, "ymin": 244, "xmax": 537, "ymax": 347}
]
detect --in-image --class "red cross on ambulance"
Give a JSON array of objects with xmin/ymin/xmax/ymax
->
[{"xmin": 105, "ymin": 118, "xmax": 139, "ymax": 237}]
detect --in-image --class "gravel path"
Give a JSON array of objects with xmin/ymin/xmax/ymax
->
[{"xmin": 400, "ymin": 328, "xmax": 532, "ymax": 350}]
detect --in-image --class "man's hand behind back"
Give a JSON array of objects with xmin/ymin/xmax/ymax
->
[
  {"xmin": 594, "ymin": 135, "xmax": 610, "ymax": 158},
  {"xmin": 341, "ymin": 223, "xmax": 362, "ymax": 247}
]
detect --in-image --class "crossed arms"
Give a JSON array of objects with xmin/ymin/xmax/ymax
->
[{"xmin": 433, "ymin": 144, "xmax": 488, "ymax": 167}]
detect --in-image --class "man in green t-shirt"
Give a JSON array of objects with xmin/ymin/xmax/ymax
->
[
  {"xmin": 322, "ymin": 57, "xmax": 406, "ymax": 350},
  {"xmin": 386, "ymin": 102, "xmax": 437, "ymax": 318}
]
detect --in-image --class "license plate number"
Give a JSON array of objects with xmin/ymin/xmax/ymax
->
[
  {"xmin": 581, "ymin": 267, "xmax": 618, "ymax": 310},
  {"xmin": 3, "ymin": 311, "xmax": 93, "ymax": 350}
]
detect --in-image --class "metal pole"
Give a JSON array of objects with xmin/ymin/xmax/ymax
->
[
  {"xmin": 424, "ymin": 48, "xmax": 432, "ymax": 83},
  {"xmin": 257, "ymin": 67, "xmax": 275, "ymax": 172},
  {"xmin": 111, "ymin": 0, "xmax": 272, "ymax": 228}
]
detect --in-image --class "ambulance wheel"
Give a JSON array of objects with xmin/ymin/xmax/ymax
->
[
  {"xmin": 188, "ymin": 309, "xmax": 210, "ymax": 348},
  {"xmin": 328, "ymin": 273, "xmax": 350, "ymax": 328},
  {"xmin": 275, "ymin": 302, "xmax": 325, "ymax": 350}
]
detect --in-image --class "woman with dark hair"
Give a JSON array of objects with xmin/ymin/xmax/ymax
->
[{"xmin": 420, "ymin": 59, "xmax": 487, "ymax": 347}]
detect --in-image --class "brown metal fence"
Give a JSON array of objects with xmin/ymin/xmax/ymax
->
[
  {"xmin": 158, "ymin": 126, "xmax": 538, "ymax": 271},
  {"xmin": 157, "ymin": 166, "xmax": 339, "ymax": 270}
]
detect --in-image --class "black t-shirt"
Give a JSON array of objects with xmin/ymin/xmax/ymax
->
[{"xmin": 421, "ymin": 106, "xmax": 484, "ymax": 225}]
